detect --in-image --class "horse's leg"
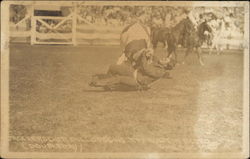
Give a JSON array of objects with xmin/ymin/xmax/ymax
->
[
  {"xmin": 182, "ymin": 47, "xmax": 192, "ymax": 64},
  {"xmin": 166, "ymin": 50, "xmax": 172, "ymax": 59},
  {"xmin": 196, "ymin": 47, "xmax": 204, "ymax": 66},
  {"xmin": 164, "ymin": 41, "xmax": 168, "ymax": 49},
  {"xmin": 166, "ymin": 44, "xmax": 176, "ymax": 62},
  {"xmin": 215, "ymin": 44, "xmax": 218, "ymax": 55},
  {"xmin": 151, "ymin": 30, "xmax": 158, "ymax": 49},
  {"xmin": 209, "ymin": 41, "xmax": 214, "ymax": 55},
  {"xmin": 161, "ymin": 40, "xmax": 168, "ymax": 49},
  {"xmin": 217, "ymin": 45, "xmax": 222, "ymax": 55},
  {"xmin": 162, "ymin": 41, "xmax": 166, "ymax": 48},
  {"xmin": 213, "ymin": 42, "xmax": 219, "ymax": 55},
  {"xmin": 152, "ymin": 40, "xmax": 158, "ymax": 49},
  {"xmin": 173, "ymin": 49, "xmax": 178, "ymax": 63},
  {"xmin": 167, "ymin": 50, "xmax": 176, "ymax": 63}
]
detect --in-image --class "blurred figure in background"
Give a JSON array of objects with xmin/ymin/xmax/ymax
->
[{"xmin": 208, "ymin": 15, "xmax": 226, "ymax": 54}]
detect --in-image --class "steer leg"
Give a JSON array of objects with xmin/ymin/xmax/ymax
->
[{"xmin": 103, "ymin": 76, "xmax": 139, "ymax": 91}]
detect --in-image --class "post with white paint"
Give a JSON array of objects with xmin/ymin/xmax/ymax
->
[
  {"xmin": 72, "ymin": 3, "xmax": 77, "ymax": 46},
  {"xmin": 1, "ymin": 1, "xmax": 10, "ymax": 155},
  {"xmin": 31, "ymin": 4, "xmax": 35, "ymax": 45}
]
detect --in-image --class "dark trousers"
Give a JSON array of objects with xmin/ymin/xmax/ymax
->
[{"xmin": 124, "ymin": 39, "xmax": 147, "ymax": 60}]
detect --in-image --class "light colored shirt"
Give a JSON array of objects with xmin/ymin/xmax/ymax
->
[
  {"xmin": 120, "ymin": 22, "xmax": 151, "ymax": 51},
  {"xmin": 118, "ymin": 22, "xmax": 151, "ymax": 65}
]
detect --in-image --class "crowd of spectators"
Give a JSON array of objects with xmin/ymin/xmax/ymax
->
[
  {"xmin": 77, "ymin": 6, "xmax": 244, "ymax": 32},
  {"xmin": 10, "ymin": 4, "xmax": 244, "ymax": 34}
]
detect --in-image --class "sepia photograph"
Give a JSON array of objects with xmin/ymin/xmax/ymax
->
[{"xmin": 1, "ymin": 1, "xmax": 249, "ymax": 158}]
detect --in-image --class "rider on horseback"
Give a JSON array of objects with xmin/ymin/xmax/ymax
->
[{"xmin": 180, "ymin": 7, "xmax": 200, "ymax": 47}]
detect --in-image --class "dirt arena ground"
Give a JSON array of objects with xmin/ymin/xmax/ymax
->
[{"xmin": 9, "ymin": 44, "xmax": 243, "ymax": 153}]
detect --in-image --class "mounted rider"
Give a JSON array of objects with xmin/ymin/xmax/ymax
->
[{"xmin": 178, "ymin": 7, "xmax": 200, "ymax": 47}]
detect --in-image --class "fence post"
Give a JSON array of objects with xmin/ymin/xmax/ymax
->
[
  {"xmin": 72, "ymin": 3, "xmax": 77, "ymax": 46},
  {"xmin": 30, "ymin": 4, "xmax": 35, "ymax": 45}
]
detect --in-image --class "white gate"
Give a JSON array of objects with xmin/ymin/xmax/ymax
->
[{"xmin": 31, "ymin": 4, "xmax": 77, "ymax": 45}]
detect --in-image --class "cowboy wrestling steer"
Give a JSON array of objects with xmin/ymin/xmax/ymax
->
[{"xmin": 89, "ymin": 50, "xmax": 175, "ymax": 91}]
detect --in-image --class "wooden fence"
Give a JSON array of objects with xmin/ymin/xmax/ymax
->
[{"xmin": 9, "ymin": 3, "xmax": 123, "ymax": 45}]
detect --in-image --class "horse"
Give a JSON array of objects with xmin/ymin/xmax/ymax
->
[
  {"xmin": 151, "ymin": 27, "xmax": 170, "ymax": 49},
  {"xmin": 164, "ymin": 18, "xmax": 213, "ymax": 65}
]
